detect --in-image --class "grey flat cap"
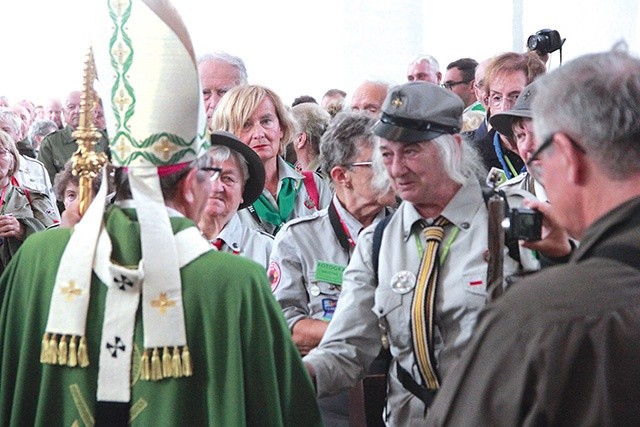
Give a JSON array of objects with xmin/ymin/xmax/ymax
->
[
  {"xmin": 373, "ymin": 82, "xmax": 464, "ymax": 143},
  {"xmin": 489, "ymin": 80, "xmax": 540, "ymax": 138}
]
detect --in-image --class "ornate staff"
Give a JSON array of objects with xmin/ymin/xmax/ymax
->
[{"xmin": 72, "ymin": 46, "xmax": 108, "ymax": 215}]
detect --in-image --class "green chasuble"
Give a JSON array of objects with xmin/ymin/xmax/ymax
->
[{"xmin": 0, "ymin": 205, "xmax": 322, "ymax": 426}]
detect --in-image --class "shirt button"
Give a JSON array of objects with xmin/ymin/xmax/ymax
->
[{"xmin": 461, "ymin": 222, "xmax": 470, "ymax": 229}]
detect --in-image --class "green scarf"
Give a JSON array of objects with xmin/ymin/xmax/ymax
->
[{"xmin": 252, "ymin": 177, "xmax": 300, "ymax": 232}]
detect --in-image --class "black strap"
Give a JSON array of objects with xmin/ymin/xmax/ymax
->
[
  {"xmin": 396, "ymin": 362, "xmax": 437, "ymax": 408},
  {"xmin": 372, "ymin": 213, "xmax": 393, "ymax": 279},
  {"xmin": 328, "ymin": 200, "xmax": 352, "ymax": 252}
]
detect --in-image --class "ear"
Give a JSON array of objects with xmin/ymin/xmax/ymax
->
[
  {"xmin": 295, "ymin": 132, "xmax": 307, "ymax": 149},
  {"xmin": 555, "ymin": 133, "xmax": 587, "ymax": 185},
  {"xmin": 179, "ymin": 167, "xmax": 198, "ymax": 204},
  {"xmin": 436, "ymin": 71, "xmax": 443, "ymax": 84},
  {"xmin": 330, "ymin": 165, "xmax": 350, "ymax": 188}
]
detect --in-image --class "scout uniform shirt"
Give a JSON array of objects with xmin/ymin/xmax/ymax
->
[
  {"xmin": 270, "ymin": 194, "xmax": 389, "ymax": 327},
  {"xmin": 270, "ymin": 194, "xmax": 390, "ymax": 425},
  {"xmin": 211, "ymin": 213, "xmax": 273, "ymax": 269},
  {"xmin": 237, "ymin": 156, "xmax": 332, "ymax": 236},
  {"xmin": 304, "ymin": 179, "xmax": 538, "ymax": 426},
  {"xmin": 37, "ymin": 125, "xmax": 109, "ymax": 186}
]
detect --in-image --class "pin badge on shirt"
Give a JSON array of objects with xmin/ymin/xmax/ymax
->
[
  {"xmin": 309, "ymin": 284, "xmax": 321, "ymax": 297},
  {"xmin": 390, "ymin": 270, "xmax": 416, "ymax": 294}
]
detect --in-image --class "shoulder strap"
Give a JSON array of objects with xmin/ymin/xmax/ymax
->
[
  {"xmin": 301, "ymin": 171, "xmax": 320, "ymax": 209},
  {"xmin": 372, "ymin": 213, "xmax": 393, "ymax": 279}
]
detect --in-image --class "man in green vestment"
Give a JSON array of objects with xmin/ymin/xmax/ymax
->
[{"xmin": 0, "ymin": 1, "xmax": 321, "ymax": 425}]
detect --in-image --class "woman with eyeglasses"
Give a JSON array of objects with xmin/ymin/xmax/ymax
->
[
  {"xmin": 490, "ymin": 80, "xmax": 574, "ymax": 262},
  {"xmin": 212, "ymin": 85, "xmax": 332, "ymax": 236},
  {"xmin": 0, "ymin": 130, "xmax": 47, "ymax": 272},
  {"xmin": 198, "ymin": 131, "xmax": 274, "ymax": 269},
  {"xmin": 269, "ymin": 112, "xmax": 396, "ymax": 425}
]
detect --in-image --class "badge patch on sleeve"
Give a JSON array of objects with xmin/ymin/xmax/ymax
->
[
  {"xmin": 322, "ymin": 298, "xmax": 338, "ymax": 321},
  {"xmin": 268, "ymin": 261, "xmax": 281, "ymax": 292}
]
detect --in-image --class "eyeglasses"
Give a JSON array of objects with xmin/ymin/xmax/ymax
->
[
  {"xmin": 347, "ymin": 161, "xmax": 373, "ymax": 168},
  {"xmin": 200, "ymin": 167, "xmax": 222, "ymax": 182},
  {"xmin": 441, "ymin": 80, "xmax": 469, "ymax": 90},
  {"xmin": 488, "ymin": 92, "xmax": 520, "ymax": 108},
  {"xmin": 526, "ymin": 133, "xmax": 587, "ymax": 184}
]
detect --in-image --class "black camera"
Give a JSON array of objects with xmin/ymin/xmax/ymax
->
[
  {"xmin": 502, "ymin": 208, "xmax": 543, "ymax": 241},
  {"xmin": 527, "ymin": 29, "xmax": 564, "ymax": 54}
]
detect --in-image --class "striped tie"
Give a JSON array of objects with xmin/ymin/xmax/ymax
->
[{"xmin": 411, "ymin": 215, "xmax": 449, "ymax": 391}]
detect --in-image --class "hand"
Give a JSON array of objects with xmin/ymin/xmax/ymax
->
[
  {"xmin": 292, "ymin": 318, "xmax": 328, "ymax": 356},
  {"xmin": 60, "ymin": 199, "xmax": 83, "ymax": 228},
  {"xmin": 520, "ymin": 199, "xmax": 572, "ymax": 259},
  {"xmin": 0, "ymin": 214, "xmax": 26, "ymax": 241}
]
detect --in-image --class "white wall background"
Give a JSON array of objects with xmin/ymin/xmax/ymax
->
[{"xmin": 1, "ymin": 0, "xmax": 638, "ymax": 107}]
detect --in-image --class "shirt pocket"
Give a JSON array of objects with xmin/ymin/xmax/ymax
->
[
  {"xmin": 306, "ymin": 276, "xmax": 341, "ymax": 321},
  {"xmin": 373, "ymin": 285, "xmax": 411, "ymax": 349},
  {"xmin": 463, "ymin": 270, "xmax": 487, "ymax": 307}
]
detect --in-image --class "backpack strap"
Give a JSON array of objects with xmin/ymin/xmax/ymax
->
[
  {"xmin": 301, "ymin": 171, "xmax": 320, "ymax": 209},
  {"xmin": 372, "ymin": 213, "xmax": 393, "ymax": 280}
]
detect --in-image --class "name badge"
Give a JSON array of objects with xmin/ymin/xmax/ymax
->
[{"xmin": 315, "ymin": 261, "xmax": 346, "ymax": 286}]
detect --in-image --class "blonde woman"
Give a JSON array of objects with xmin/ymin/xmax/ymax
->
[{"xmin": 212, "ymin": 85, "xmax": 332, "ymax": 235}]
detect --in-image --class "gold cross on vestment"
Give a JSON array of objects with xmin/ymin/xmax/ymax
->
[
  {"xmin": 151, "ymin": 293, "xmax": 176, "ymax": 315},
  {"xmin": 61, "ymin": 280, "xmax": 82, "ymax": 302},
  {"xmin": 154, "ymin": 136, "xmax": 174, "ymax": 161}
]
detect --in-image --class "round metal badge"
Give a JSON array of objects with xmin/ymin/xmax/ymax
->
[
  {"xmin": 390, "ymin": 270, "xmax": 416, "ymax": 294},
  {"xmin": 309, "ymin": 284, "xmax": 321, "ymax": 297}
]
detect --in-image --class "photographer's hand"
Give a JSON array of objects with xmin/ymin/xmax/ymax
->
[{"xmin": 520, "ymin": 199, "xmax": 573, "ymax": 259}]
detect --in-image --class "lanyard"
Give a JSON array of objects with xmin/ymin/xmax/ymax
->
[
  {"xmin": 328, "ymin": 199, "xmax": 355, "ymax": 252},
  {"xmin": 493, "ymin": 133, "xmax": 523, "ymax": 179},
  {"xmin": 414, "ymin": 224, "xmax": 459, "ymax": 265}
]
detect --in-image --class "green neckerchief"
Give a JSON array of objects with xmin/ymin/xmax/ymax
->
[{"xmin": 252, "ymin": 177, "xmax": 300, "ymax": 232}]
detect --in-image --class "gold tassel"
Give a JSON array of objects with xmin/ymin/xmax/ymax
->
[
  {"xmin": 40, "ymin": 333, "xmax": 50, "ymax": 363},
  {"xmin": 78, "ymin": 337, "xmax": 89, "ymax": 368},
  {"xmin": 151, "ymin": 348, "xmax": 163, "ymax": 381},
  {"xmin": 181, "ymin": 345, "xmax": 192, "ymax": 377},
  {"xmin": 162, "ymin": 346, "xmax": 172, "ymax": 378},
  {"xmin": 58, "ymin": 335, "xmax": 68, "ymax": 365},
  {"xmin": 140, "ymin": 350, "xmax": 150, "ymax": 381},
  {"xmin": 172, "ymin": 346, "xmax": 182, "ymax": 378},
  {"xmin": 68, "ymin": 336, "xmax": 78, "ymax": 367},
  {"xmin": 49, "ymin": 334, "xmax": 59, "ymax": 365}
]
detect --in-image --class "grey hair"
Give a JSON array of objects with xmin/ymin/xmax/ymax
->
[
  {"xmin": 209, "ymin": 145, "xmax": 250, "ymax": 186},
  {"xmin": 197, "ymin": 52, "xmax": 248, "ymax": 85},
  {"xmin": 432, "ymin": 134, "xmax": 487, "ymax": 185},
  {"xmin": 371, "ymin": 138, "xmax": 393, "ymax": 195},
  {"xmin": 320, "ymin": 112, "xmax": 377, "ymax": 174},
  {"xmin": 27, "ymin": 119, "xmax": 58, "ymax": 145},
  {"xmin": 408, "ymin": 54, "xmax": 441, "ymax": 73},
  {"xmin": 0, "ymin": 107, "xmax": 21, "ymax": 140},
  {"xmin": 290, "ymin": 103, "xmax": 331, "ymax": 156},
  {"xmin": 532, "ymin": 43, "xmax": 640, "ymax": 180}
]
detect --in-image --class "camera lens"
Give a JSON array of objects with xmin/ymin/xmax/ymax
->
[{"xmin": 527, "ymin": 35, "xmax": 540, "ymax": 51}]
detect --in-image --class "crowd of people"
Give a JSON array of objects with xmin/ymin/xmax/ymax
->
[{"xmin": 1, "ymin": 1, "xmax": 640, "ymax": 425}]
